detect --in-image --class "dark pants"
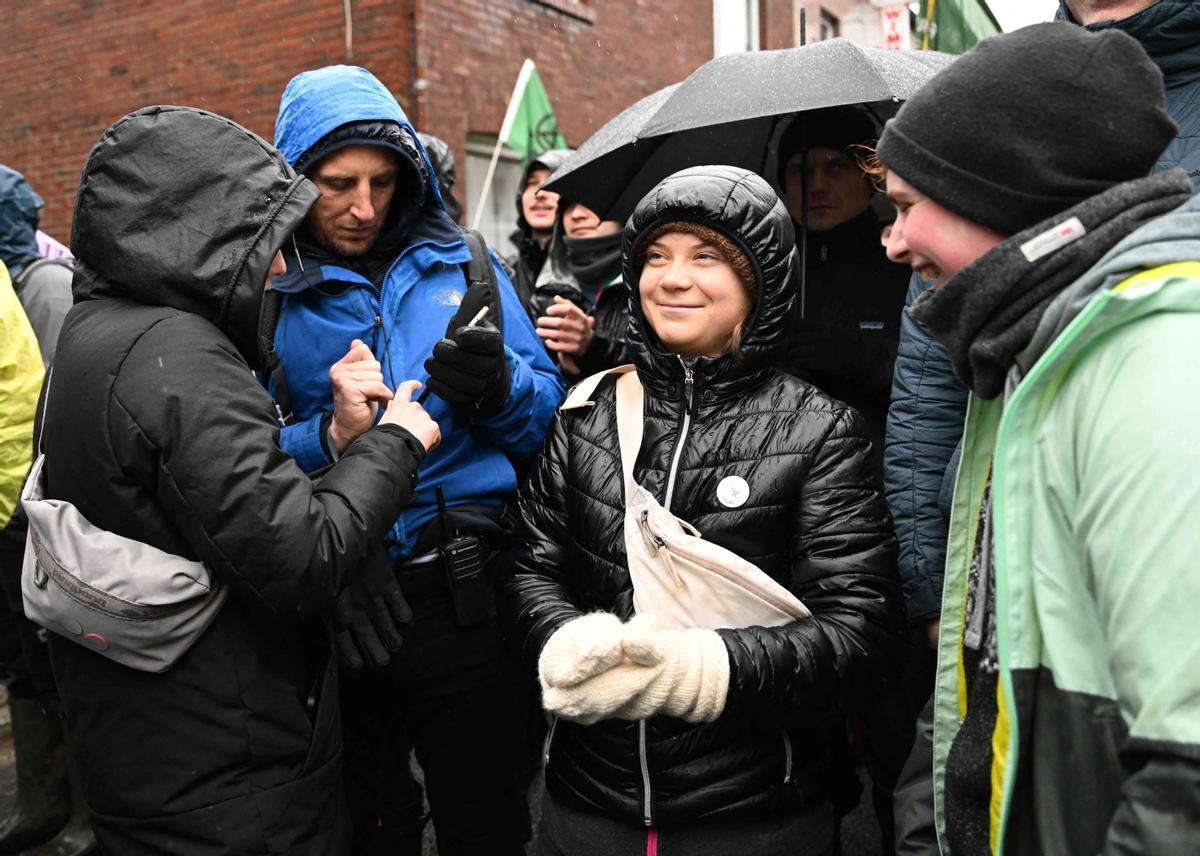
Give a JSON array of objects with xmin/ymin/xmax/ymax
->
[
  {"xmin": 0, "ymin": 532, "xmax": 58, "ymax": 704},
  {"xmin": 341, "ymin": 587, "xmax": 529, "ymax": 856},
  {"xmin": 538, "ymin": 791, "xmax": 834, "ymax": 856}
]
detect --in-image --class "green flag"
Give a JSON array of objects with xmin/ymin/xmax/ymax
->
[
  {"xmin": 919, "ymin": 0, "xmax": 1001, "ymax": 54},
  {"xmin": 498, "ymin": 59, "xmax": 568, "ymax": 163}
]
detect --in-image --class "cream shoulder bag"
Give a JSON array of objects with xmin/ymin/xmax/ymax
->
[{"xmin": 561, "ymin": 366, "xmax": 809, "ymax": 630}]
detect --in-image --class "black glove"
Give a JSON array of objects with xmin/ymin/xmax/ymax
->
[
  {"xmin": 424, "ymin": 282, "xmax": 511, "ymax": 418},
  {"xmin": 784, "ymin": 320, "xmax": 868, "ymax": 386},
  {"xmin": 330, "ymin": 545, "xmax": 413, "ymax": 674}
]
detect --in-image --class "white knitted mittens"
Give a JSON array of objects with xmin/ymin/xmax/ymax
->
[{"xmin": 538, "ymin": 613, "xmax": 730, "ymax": 726}]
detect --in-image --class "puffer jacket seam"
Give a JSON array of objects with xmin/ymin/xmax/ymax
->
[
  {"xmin": 102, "ymin": 310, "xmax": 186, "ymax": 491},
  {"xmin": 564, "ymin": 482, "xmax": 624, "ymax": 515}
]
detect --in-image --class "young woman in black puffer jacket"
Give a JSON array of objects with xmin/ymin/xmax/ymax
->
[{"xmin": 502, "ymin": 165, "xmax": 907, "ymax": 855}]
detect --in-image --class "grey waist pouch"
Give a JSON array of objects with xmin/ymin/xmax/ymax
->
[{"xmin": 20, "ymin": 452, "xmax": 228, "ymax": 673}]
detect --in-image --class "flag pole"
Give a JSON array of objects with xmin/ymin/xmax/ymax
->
[{"xmin": 471, "ymin": 59, "xmax": 535, "ymax": 231}]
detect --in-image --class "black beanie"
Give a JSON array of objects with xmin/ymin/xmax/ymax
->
[
  {"xmin": 876, "ymin": 22, "xmax": 1177, "ymax": 236},
  {"xmin": 776, "ymin": 106, "xmax": 877, "ymax": 188}
]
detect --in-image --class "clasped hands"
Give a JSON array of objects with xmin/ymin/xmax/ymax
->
[{"xmin": 538, "ymin": 612, "xmax": 730, "ymax": 726}]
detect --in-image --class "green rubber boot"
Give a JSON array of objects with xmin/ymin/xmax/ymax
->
[
  {"xmin": 26, "ymin": 747, "xmax": 97, "ymax": 856},
  {"xmin": 0, "ymin": 697, "xmax": 69, "ymax": 854}
]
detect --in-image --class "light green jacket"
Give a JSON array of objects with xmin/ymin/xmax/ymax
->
[{"xmin": 933, "ymin": 196, "xmax": 1200, "ymax": 855}]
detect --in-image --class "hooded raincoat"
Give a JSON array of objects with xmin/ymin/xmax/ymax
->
[
  {"xmin": 270, "ymin": 66, "xmax": 564, "ymax": 559},
  {"xmin": 927, "ymin": 190, "xmax": 1200, "ymax": 854},
  {"xmin": 0, "ymin": 165, "xmax": 73, "ymax": 368},
  {"xmin": 503, "ymin": 166, "xmax": 907, "ymax": 838},
  {"xmin": 508, "ymin": 148, "xmax": 572, "ymax": 314},
  {"xmin": 886, "ymin": 1, "xmax": 1200, "ymax": 629},
  {"xmin": 0, "ymin": 262, "xmax": 41, "ymax": 530},
  {"xmin": 41, "ymin": 106, "xmax": 428, "ymax": 855}
]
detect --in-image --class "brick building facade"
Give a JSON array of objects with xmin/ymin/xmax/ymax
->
[
  {"xmin": 1, "ymin": 1, "xmax": 909, "ymax": 241},
  {"xmin": 1, "ymin": 0, "xmax": 777, "ymax": 240}
]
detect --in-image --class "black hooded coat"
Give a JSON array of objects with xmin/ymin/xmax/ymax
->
[
  {"xmin": 501, "ymin": 166, "xmax": 906, "ymax": 827},
  {"xmin": 507, "ymin": 149, "xmax": 572, "ymax": 313},
  {"xmin": 41, "ymin": 107, "xmax": 426, "ymax": 855}
]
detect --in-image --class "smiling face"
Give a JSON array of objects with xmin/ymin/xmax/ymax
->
[
  {"xmin": 639, "ymin": 231, "xmax": 753, "ymax": 359},
  {"xmin": 783, "ymin": 146, "xmax": 874, "ymax": 232},
  {"xmin": 521, "ymin": 166, "xmax": 559, "ymax": 239},
  {"xmin": 883, "ymin": 170, "xmax": 1006, "ymax": 288},
  {"xmin": 563, "ymin": 202, "xmax": 622, "ymax": 239},
  {"xmin": 306, "ymin": 145, "xmax": 399, "ymax": 257}
]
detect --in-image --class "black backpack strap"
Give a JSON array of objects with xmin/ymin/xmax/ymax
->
[
  {"xmin": 458, "ymin": 228, "xmax": 503, "ymax": 335},
  {"xmin": 257, "ymin": 289, "xmax": 295, "ymax": 427}
]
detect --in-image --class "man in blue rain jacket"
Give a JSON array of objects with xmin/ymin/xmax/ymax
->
[{"xmin": 271, "ymin": 65, "xmax": 563, "ymax": 855}]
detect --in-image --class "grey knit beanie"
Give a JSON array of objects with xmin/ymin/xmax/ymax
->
[{"xmin": 876, "ymin": 22, "xmax": 1177, "ymax": 236}]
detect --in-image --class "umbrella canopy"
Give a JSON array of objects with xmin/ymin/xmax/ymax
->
[{"xmin": 546, "ymin": 39, "xmax": 955, "ymax": 220}]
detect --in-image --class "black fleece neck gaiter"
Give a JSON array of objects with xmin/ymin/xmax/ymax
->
[{"xmin": 909, "ymin": 171, "xmax": 1193, "ymax": 399}]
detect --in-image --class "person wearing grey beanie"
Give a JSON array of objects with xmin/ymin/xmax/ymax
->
[{"xmin": 877, "ymin": 21, "xmax": 1200, "ymax": 856}]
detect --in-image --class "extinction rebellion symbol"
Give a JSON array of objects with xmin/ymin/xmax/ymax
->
[{"xmin": 532, "ymin": 114, "xmax": 561, "ymax": 154}]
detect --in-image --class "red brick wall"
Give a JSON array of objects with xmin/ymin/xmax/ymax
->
[
  {"xmin": 2, "ymin": 0, "xmax": 711, "ymax": 239},
  {"xmin": 413, "ymin": 0, "xmax": 714, "ymax": 209},
  {"xmin": 761, "ymin": 0, "xmax": 799, "ymax": 50},
  {"xmin": 1, "ymin": 0, "xmax": 416, "ymax": 238}
]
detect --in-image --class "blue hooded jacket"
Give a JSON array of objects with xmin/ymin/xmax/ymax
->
[
  {"xmin": 271, "ymin": 66, "xmax": 564, "ymax": 558},
  {"xmin": 0, "ymin": 165, "xmax": 43, "ymax": 275}
]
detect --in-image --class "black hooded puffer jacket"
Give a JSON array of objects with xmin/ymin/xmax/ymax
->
[
  {"xmin": 43, "ymin": 107, "xmax": 426, "ymax": 855},
  {"xmin": 502, "ymin": 165, "xmax": 907, "ymax": 826}
]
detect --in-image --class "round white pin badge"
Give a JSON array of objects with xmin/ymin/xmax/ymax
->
[{"xmin": 716, "ymin": 475, "xmax": 750, "ymax": 508}]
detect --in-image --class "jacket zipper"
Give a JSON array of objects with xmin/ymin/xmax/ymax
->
[
  {"xmin": 639, "ymin": 720, "xmax": 653, "ymax": 826},
  {"xmin": 782, "ymin": 731, "xmax": 793, "ymax": 784},
  {"xmin": 638, "ymin": 358, "xmax": 697, "ymax": 827},
  {"xmin": 663, "ymin": 358, "xmax": 695, "ymax": 512},
  {"xmin": 543, "ymin": 715, "xmax": 558, "ymax": 767}
]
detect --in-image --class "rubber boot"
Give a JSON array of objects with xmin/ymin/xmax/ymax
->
[
  {"xmin": 27, "ymin": 747, "xmax": 97, "ymax": 856},
  {"xmin": 0, "ymin": 697, "xmax": 69, "ymax": 854}
]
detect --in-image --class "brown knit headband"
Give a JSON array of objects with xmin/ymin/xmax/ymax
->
[{"xmin": 638, "ymin": 221, "xmax": 757, "ymax": 300}]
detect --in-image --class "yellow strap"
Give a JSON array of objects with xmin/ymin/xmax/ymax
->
[
  {"xmin": 989, "ymin": 678, "xmax": 1012, "ymax": 855},
  {"xmin": 1112, "ymin": 261, "xmax": 1200, "ymax": 293}
]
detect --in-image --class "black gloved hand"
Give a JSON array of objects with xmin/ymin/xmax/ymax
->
[
  {"xmin": 424, "ymin": 282, "xmax": 510, "ymax": 418},
  {"xmin": 784, "ymin": 320, "xmax": 867, "ymax": 385},
  {"xmin": 330, "ymin": 545, "xmax": 413, "ymax": 674}
]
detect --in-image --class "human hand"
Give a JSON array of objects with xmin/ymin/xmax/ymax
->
[
  {"xmin": 423, "ymin": 288, "xmax": 510, "ymax": 418},
  {"xmin": 329, "ymin": 545, "xmax": 413, "ymax": 674},
  {"xmin": 536, "ymin": 296, "xmax": 595, "ymax": 359},
  {"xmin": 540, "ymin": 613, "xmax": 661, "ymax": 725},
  {"xmin": 925, "ymin": 619, "xmax": 940, "ymax": 650},
  {"xmin": 609, "ymin": 617, "xmax": 729, "ymax": 723},
  {"xmin": 538, "ymin": 614, "xmax": 730, "ymax": 725},
  {"xmin": 330, "ymin": 339, "xmax": 393, "ymax": 453},
  {"xmin": 380, "ymin": 380, "xmax": 441, "ymax": 453}
]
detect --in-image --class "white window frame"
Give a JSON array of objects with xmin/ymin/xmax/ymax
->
[
  {"xmin": 713, "ymin": 0, "xmax": 760, "ymax": 57},
  {"xmin": 465, "ymin": 135, "xmax": 524, "ymax": 253}
]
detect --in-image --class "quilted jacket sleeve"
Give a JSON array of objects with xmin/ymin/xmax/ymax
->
[
  {"xmin": 498, "ymin": 409, "xmax": 586, "ymax": 664},
  {"xmin": 718, "ymin": 406, "xmax": 909, "ymax": 730},
  {"xmin": 883, "ymin": 274, "xmax": 967, "ymax": 625}
]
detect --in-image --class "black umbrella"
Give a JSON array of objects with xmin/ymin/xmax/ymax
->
[{"xmin": 545, "ymin": 39, "xmax": 954, "ymax": 221}]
